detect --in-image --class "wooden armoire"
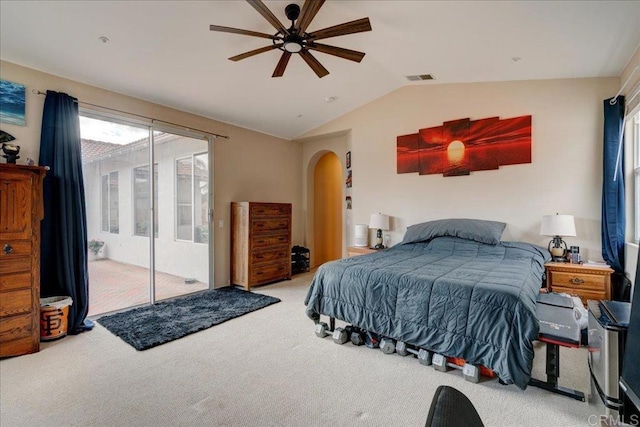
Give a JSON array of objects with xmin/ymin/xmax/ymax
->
[
  {"xmin": 0, "ymin": 164, "xmax": 46, "ymax": 357},
  {"xmin": 230, "ymin": 202, "xmax": 291, "ymax": 290}
]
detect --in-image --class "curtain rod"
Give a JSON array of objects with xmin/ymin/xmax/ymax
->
[
  {"xmin": 610, "ymin": 66, "xmax": 640, "ymax": 106},
  {"xmin": 32, "ymin": 89, "xmax": 229, "ymax": 140}
]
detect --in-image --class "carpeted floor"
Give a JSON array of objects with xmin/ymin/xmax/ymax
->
[
  {"xmin": 0, "ymin": 271, "xmax": 595, "ymax": 426},
  {"xmin": 98, "ymin": 287, "xmax": 280, "ymax": 350}
]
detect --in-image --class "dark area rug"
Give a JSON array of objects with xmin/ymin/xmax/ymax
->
[{"xmin": 97, "ymin": 287, "xmax": 280, "ymax": 351}]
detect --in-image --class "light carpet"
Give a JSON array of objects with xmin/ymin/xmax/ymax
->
[{"xmin": 0, "ymin": 271, "xmax": 594, "ymax": 426}]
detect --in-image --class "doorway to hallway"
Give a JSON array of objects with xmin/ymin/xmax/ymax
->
[{"xmin": 313, "ymin": 152, "xmax": 342, "ymax": 266}]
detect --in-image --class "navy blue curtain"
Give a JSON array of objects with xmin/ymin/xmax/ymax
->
[
  {"xmin": 601, "ymin": 96, "xmax": 625, "ymax": 274},
  {"xmin": 39, "ymin": 90, "xmax": 89, "ymax": 334}
]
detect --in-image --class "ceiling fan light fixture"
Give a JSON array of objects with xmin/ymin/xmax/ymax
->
[
  {"xmin": 284, "ymin": 41, "xmax": 303, "ymax": 53},
  {"xmin": 209, "ymin": 0, "xmax": 371, "ymax": 78}
]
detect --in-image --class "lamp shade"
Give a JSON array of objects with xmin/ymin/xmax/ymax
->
[
  {"xmin": 369, "ymin": 213, "xmax": 390, "ymax": 230},
  {"xmin": 540, "ymin": 214, "xmax": 576, "ymax": 237}
]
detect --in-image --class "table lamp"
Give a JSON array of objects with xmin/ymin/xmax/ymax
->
[
  {"xmin": 540, "ymin": 213, "xmax": 576, "ymax": 262},
  {"xmin": 369, "ymin": 213, "xmax": 390, "ymax": 249}
]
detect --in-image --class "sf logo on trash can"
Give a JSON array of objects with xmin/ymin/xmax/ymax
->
[{"xmin": 40, "ymin": 309, "xmax": 64, "ymax": 336}]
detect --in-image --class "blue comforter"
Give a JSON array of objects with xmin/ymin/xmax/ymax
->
[{"xmin": 304, "ymin": 237, "xmax": 549, "ymax": 389}]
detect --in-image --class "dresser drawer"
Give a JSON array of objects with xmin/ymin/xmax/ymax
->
[
  {"xmin": 0, "ymin": 288, "xmax": 32, "ymax": 317},
  {"xmin": 0, "ymin": 240, "xmax": 32, "ymax": 276},
  {"xmin": 251, "ymin": 218, "xmax": 290, "ymax": 235},
  {"xmin": 251, "ymin": 246, "xmax": 289, "ymax": 264},
  {"xmin": 0, "ymin": 240, "xmax": 32, "ymax": 257},
  {"xmin": 252, "ymin": 234, "xmax": 290, "ymax": 248},
  {"xmin": 250, "ymin": 262, "xmax": 289, "ymax": 284},
  {"xmin": 0, "ymin": 272, "xmax": 31, "ymax": 292},
  {"xmin": 550, "ymin": 272, "xmax": 605, "ymax": 291},
  {"xmin": 551, "ymin": 286, "xmax": 606, "ymax": 304},
  {"xmin": 250, "ymin": 204, "xmax": 291, "ymax": 217},
  {"xmin": 0, "ymin": 313, "xmax": 32, "ymax": 341},
  {"xmin": 0, "ymin": 256, "xmax": 31, "ymax": 276}
]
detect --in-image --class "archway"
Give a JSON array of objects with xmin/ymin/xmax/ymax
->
[{"xmin": 313, "ymin": 152, "xmax": 342, "ymax": 266}]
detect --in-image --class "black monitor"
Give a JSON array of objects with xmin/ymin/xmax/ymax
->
[{"xmin": 620, "ymin": 249, "xmax": 640, "ymax": 421}]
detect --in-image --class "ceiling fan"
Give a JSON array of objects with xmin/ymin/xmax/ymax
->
[{"xmin": 209, "ymin": 0, "xmax": 372, "ymax": 78}]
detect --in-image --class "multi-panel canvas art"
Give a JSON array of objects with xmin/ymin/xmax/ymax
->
[
  {"xmin": 0, "ymin": 80, "xmax": 26, "ymax": 126},
  {"xmin": 397, "ymin": 115, "xmax": 531, "ymax": 177}
]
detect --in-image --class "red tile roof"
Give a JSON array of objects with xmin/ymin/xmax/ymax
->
[{"xmin": 81, "ymin": 139, "xmax": 121, "ymax": 162}]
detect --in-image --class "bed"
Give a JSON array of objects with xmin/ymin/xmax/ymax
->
[{"xmin": 304, "ymin": 219, "xmax": 550, "ymax": 389}]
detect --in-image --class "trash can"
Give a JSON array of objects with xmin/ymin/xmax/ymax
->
[{"xmin": 40, "ymin": 296, "xmax": 73, "ymax": 341}]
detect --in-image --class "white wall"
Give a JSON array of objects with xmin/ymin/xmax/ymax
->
[{"xmin": 298, "ymin": 77, "xmax": 620, "ymax": 262}]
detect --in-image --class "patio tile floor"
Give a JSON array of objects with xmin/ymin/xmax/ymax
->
[{"xmin": 88, "ymin": 258, "xmax": 208, "ymax": 316}]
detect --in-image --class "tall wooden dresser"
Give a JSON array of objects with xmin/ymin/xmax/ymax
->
[
  {"xmin": 231, "ymin": 202, "xmax": 291, "ymax": 290},
  {"xmin": 0, "ymin": 164, "xmax": 46, "ymax": 357}
]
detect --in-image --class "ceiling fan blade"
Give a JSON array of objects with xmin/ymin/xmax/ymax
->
[
  {"xmin": 209, "ymin": 25, "xmax": 275, "ymax": 40},
  {"xmin": 246, "ymin": 0, "xmax": 289, "ymax": 36},
  {"xmin": 229, "ymin": 44, "xmax": 281, "ymax": 62},
  {"xmin": 300, "ymin": 50, "xmax": 329, "ymax": 78},
  {"xmin": 295, "ymin": 0, "xmax": 325, "ymax": 34},
  {"xmin": 272, "ymin": 52, "xmax": 292, "ymax": 77},
  {"xmin": 307, "ymin": 43, "xmax": 365, "ymax": 63},
  {"xmin": 307, "ymin": 17, "xmax": 372, "ymax": 41}
]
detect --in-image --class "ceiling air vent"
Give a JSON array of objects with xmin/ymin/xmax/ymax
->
[{"xmin": 405, "ymin": 74, "xmax": 434, "ymax": 81}]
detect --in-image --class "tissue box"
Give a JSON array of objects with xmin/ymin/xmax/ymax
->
[{"xmin": 536, "ymin": 292, "xmax": 581, "ymax": 344}]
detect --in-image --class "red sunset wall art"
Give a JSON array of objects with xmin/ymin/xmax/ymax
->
[{"xmin": 397, "ymin": 115, "xmax": 532, "ymax": 177}]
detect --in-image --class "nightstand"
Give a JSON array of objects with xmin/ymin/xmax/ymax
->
[
  {"xmin": 347, "ymin": 246, "xmax": 378, "ymax": 257},
  {"xmin": 544, "ymin": 262, "xmax": 614, "ymax": 305}
]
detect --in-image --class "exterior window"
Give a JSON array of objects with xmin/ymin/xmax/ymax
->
[
  {"xmin": 175, "ymin": 153, "xmax": 209, "ymax": 243},
  {"xmin": 133, "ymin": 164, "xmax": 158, "ymax": 237},
  {"xmin": 101, "ymin": 171, "xmax": 119, "ymax": 234}
]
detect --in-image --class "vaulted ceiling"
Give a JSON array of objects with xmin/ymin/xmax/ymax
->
[{"xmin": 1, "ymin": 1, "xmax": 639, "ymax": 139}]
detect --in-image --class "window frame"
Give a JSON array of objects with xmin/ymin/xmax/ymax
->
[
  {"xmin": 174, "ymin": 151, "xmax": 209, "ymax": 244},
  {"xmin": 175, "ymin": 155, "xmax": 193, "ymax": 242},
  {"xmin": 100, "ymin": 170, "xmax": 119, "ymax": 234},
  {"xmin": 133, "ymin": 163, "xmax": 159, "ymax": 238}
]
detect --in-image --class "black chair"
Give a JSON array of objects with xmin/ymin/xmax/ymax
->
[{"xmin": 425, "ymin": 385, "xmax": 484, "ymax": 427}]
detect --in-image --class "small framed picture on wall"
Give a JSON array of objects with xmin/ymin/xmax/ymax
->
[{"xmin": 346, "ymin": 151, "xmax": 351, "ymax": 169}]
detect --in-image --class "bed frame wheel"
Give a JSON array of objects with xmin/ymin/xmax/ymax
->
[{"xmin": 314, "ymin": 322, "xmax": 330, "ymax": 338}]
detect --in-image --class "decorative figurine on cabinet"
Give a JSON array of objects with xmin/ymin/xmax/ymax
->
[{"xmin": 0, "ymin": 130, "xmax": 20, "ymax": 164}]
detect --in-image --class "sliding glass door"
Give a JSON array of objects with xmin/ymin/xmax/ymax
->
[
  {"xmin": 80, "ymin": 114, "xmax": 213, "ymax": 316},
  {"xmin": 152, "ymin": 130, "xmax": 210, "ymax": 302}
]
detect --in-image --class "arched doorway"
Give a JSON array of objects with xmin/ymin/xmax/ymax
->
[{"xmin": 313, "ymin": 152, "xmax": 342, "ymax": 266}]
